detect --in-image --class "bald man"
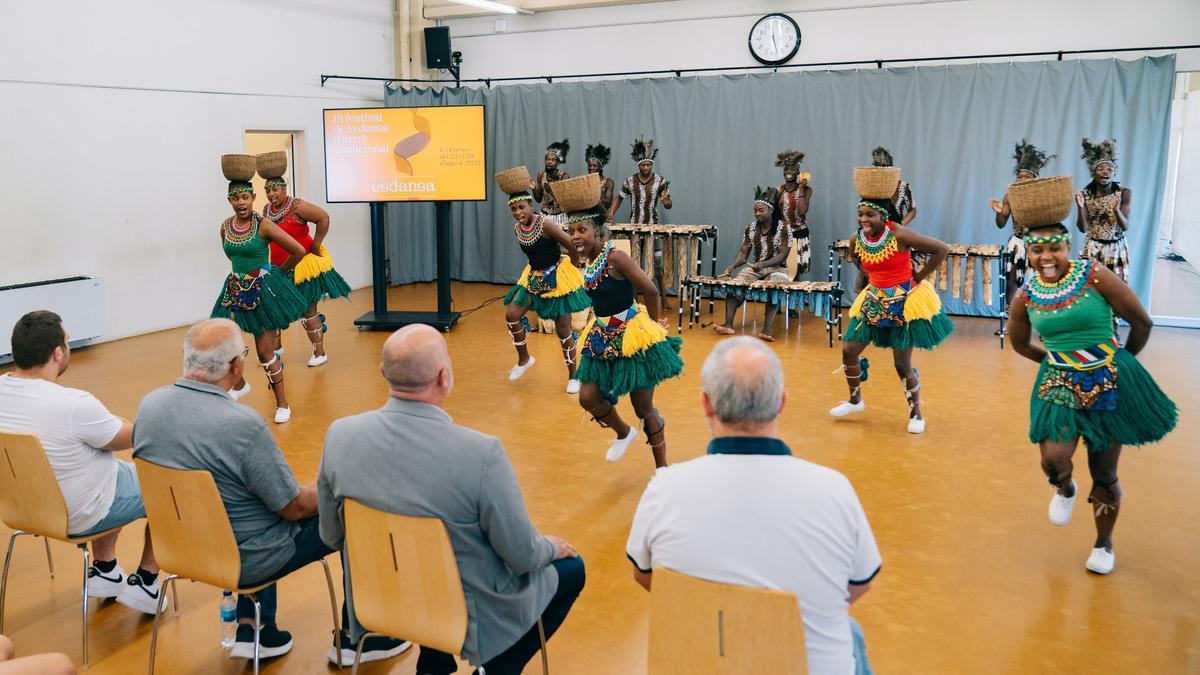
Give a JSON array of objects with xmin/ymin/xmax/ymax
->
[
  {"xmin": 318, "ymin": 325, "xmax": 584, "ymax": 675},
  {"xmin": 625, "ymin": 337, "xmax": 881, "ymax": 675}
]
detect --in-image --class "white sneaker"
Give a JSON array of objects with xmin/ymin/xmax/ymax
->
[
  {"xmin": 829, "ymin": 400, "xmax": 865, "ymax": 417},
  {"xmin": 307, "ymin": 353, "xmax": 328, "ymax": 367},
  {"xmin": 907, "ymin": 416, "xmax": 926, "ymax": 434},
  {"xmin": 606, "ymin": 427, "xmax": 639, "ymax": 462},
  {"xmin": 566, "ymin": 379, "xmax": 581, "ymax": 394},
  {"xmin": 508, "ymin": 356, "xmax": 536, "ymax": 381},
  {"xmin": 1085, "ymin": 547, "xmax": 1115, "ymax": 574},
  {"xmin": 86, "ymin": 563, "xmax": 126, "ymax": 599},
  {"xmin": 1048, "ymin": 480, "xmax": 1077, "ymax": 527},
  {"xmin": 116, "ymin": 573, "xmax": 167, "ymax": 615},
  {"xmin": 229, "ymin": 382, "xmax": 252, "ymax": 401},
  {"xmin": 274, "ymin": 407, "xmax": 291, "ymax": 424}
]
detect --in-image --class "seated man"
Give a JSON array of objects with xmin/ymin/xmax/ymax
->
[
  {"xmin": 0, "ymin": 311, "xmax": 161, "ymax": 614},
  {"xmin": 318, "ymin": 324, "xmax": 585, "ymax": 675},
  {"xmin": 626, "ymin": 337, "xmax": 880, "ymax": 675},
  {"xmin": 713, "ymin": 187, "xmax": 795, "ymax": 341},
  {"xmin": 131, "ymin": 319, "xmax": 406, "ymax": 665},
  {"xmin": 0, "ymin": 634, "xmax": 74, "ymax": 675}
]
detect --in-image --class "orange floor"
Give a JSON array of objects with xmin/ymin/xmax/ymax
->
[{"xmin": 1, "ymin": 282, "xmax": 1197, "ymax": 674}]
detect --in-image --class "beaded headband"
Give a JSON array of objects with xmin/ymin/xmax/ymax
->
[
  {"xmin": 1092, "ymin": 159, "xmax": 1116, "ymax": 170},
  {"xmin": 564, "ymin": 212, "xmax": 598, "ymax": 226},
  {"xmin": 637, "ymin": 159, "xmax": 655, "ymax": 166},
  {"xmin": 858, "ymin": 200, "xmax": 890, "ymax": 219},
  {"xmin": 754, "ymin": 199, "xmax": 775, "ymax": 210},
  {"xmin": 264, "ymin": 178, "xmax": 287, "ymax": 189},
  {"xmin": 507, "ymin": 195, "xmax": 533, "ymax": 206},
  {"xmin": 227, "ymin": 183, "xmax": 253, "ymax": 197},
  {"xmin": 1024, "ymin": 232, "xmax": 1071, "ymax": 245}
]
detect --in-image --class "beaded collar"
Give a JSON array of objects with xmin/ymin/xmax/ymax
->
[
  {"xmin": 583, "ymin": 241, "xmax": 614, "ymax": 289},
  {"xmin": 222, "ymin": 212, "xmax": 260, "ymax": 246},
  {"xmin": 514, "ymin": 213, "xmax": 544, "ymax": 246},
  {"xmin": 1025, "ymin": 259, "xmax": 1095, "ymax": 313},
  {"xmin": 264, "ymin": 196, "xmax": 297, "ymax": 223},
  {"xmin": 855, "ymin": 225, "xmax": 898, "ymax": 265}
]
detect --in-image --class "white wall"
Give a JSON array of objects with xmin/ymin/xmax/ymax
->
[
  {"xmin": 1167, "ymin": 76, "xmax": 1200, "ymax": 263},
  {"xmin": 442, "ymin": 0, "xmax": 1200, "ymax": 79},
  {"xmin": 0, "ymin": 0, "xmax": 395, "ymax": 341}
]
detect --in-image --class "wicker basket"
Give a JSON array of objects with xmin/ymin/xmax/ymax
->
[
  {"xmin": 853, "ymin": 166, "xmax": 901, "ymax": 199},
  {"xmin": 256, "ymin": 151, "xmax": 288, "ymax": 179},
  {"xmin": 221, "ymin": 154, "xmax": 257, "ymax": 182},
  {"xmin": 550, "ymin": 173, "xmax": 601, "ymax": 212},
  {"xmin": 1008, "ymin": 175, "xmax": 1074, "ymax": 227},
  {"xmin": 495, "ymin": 166, "xmax": 532, "ymax": 195}
]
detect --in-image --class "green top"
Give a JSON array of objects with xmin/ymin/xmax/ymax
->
[
  {"xmin": 222, "ymin": 214, "xmax": 270, "ymax": 275},
  {"xmin": 1025, "ymin": 260, "xmax": 1114, "ymax": 351}
]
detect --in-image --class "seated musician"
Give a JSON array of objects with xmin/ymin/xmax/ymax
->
[{"xmin": 714, "ymin": 187, "xmax": 794, "ymax": 341}]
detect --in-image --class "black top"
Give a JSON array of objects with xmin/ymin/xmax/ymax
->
[
  {"xmin": 587, "ymin": 273, "xmax": 634, "ymax": 316},
  {"xmin": 521, "ymin": 232, "xmax": 562, "ymax": 270}
]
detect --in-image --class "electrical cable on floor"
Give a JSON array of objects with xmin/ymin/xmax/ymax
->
[{"xmin": 455, "ymin": 294, "xmax": 505, "ymax": 319}]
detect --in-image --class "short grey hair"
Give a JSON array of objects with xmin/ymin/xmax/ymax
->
[
  {"xmin": 701, "ymin": 337, "xmax": 785, "ymax": 425},
  {"xmin": 182, "ymin": 319, "xmax": 245, "ymax": 381}
]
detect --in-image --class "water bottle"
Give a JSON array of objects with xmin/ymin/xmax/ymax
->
[{"xmin": 219, "ymin": 590, "xmax": 237, "ymax": 649}]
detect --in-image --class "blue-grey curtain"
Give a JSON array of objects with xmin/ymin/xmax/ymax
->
[{"xmin": 383, "ymin": 56, "xmax": 1174, "ymax": 316}]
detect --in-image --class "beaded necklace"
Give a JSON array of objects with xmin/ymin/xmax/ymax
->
[
  {"xmin": 1025, "ymin": 259, "xmax": 1094, "ymax": 313},
  {"xmin": 514, "ymin": 213, "xmax": 544, "ymax": 246},
  {"xmin": 583, "ymin": 241, "xmax": 613, "ymax": 290},
  {"xmin": 855, "ymin": 225, "xmax": 898, "ymax": 265},
  {"xmin": 223, "ymin": 212, "xmax": 260, "ymax": 246},
  {"xmin": 264, "ymin": 196, "xmax": 296, "ymax": 223}
]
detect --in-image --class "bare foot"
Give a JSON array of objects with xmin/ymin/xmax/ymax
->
[
  {"xmin": 758, "ymin": 333, "xmax": 775, "ymax": 342},
  {"xmin": 713, "ymin": 325, "xmax": 736, "ymax": 335}
]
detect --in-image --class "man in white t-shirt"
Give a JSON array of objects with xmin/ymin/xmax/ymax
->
[
  {"xmin": 626, "ymin": 337, "xmax": 880, "ymax": 674},
  {"xmin": 0, "ymin": 311, "xmax": 162, "ymax": 615}
]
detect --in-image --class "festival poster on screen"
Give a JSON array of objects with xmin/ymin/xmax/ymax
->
[{"xmin": 323, "ymin": 105, "xmax": 486, "ymax": 202}]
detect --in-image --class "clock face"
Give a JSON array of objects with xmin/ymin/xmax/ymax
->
[{"xmin": 749, "ymin": 13, "xmax": 801, "ymax": 66}]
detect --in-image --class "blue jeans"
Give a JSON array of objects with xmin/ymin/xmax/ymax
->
[
  {"xmin": 74, "ymin": 461, "xmax": 145, "ymax": 536},
  {"xmin": 417, "ymin": 556, "xmax": 586, "ymax": 675},
  {"xmin": 237, "ymin": 516, "xmax": 336, "ymax": 626},
  {"xmin": 850, "ymin": 616, "xmax": 873, "ymax": 675}
]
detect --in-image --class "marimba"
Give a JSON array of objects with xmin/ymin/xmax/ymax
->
[
  {"xmin": 607, "ymin": 224, "xmax": 720, "ymax": 332},
  {"xmin": 681, "ymin": 276, "xmax": 843, "ymax": 347}
]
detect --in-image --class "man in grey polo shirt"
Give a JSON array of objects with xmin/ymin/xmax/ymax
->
[
  {"xmin": 626, "ymin": 337, "xmax": 880, "ymax": 675},
  {"xmin": 132, "ymin": 319, "xmax": 407, "ymax": 666}
]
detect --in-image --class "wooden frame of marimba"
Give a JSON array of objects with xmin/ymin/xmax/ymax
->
[
  {"xmin": 607, "ymin": 224, "xmax": 720, "ymax": 332},
  {"xmin": 679, "ymin": 276, "xmax": 844, "ymax": 348}
]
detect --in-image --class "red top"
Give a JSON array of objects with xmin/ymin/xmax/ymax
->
[
  {"xmin": 266, "ymin": 198, "xmax": 312, "ymax": 267},
  {"xmin": 856, "ymin": 223, "xmax": 913, "ymax": 289}
]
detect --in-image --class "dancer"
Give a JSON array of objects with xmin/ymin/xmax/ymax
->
[
  {"xmin": 713, "ymin": 187, "xmax": 793, "ymax": 341},
  {"xmin": 586, "ymin": 143, "xmax": 615, "ymax": 215},
  {"xmin": 567, "ymin": 205, "xmax": 683, "ymax": 468},
  {"xmin": 830, "ymin": 168, "xmax": 954, "ymax": 434},
  {"xmin": 1008, "ymin": 217, "xmax": 1176, "ymax": 575},
  {"xmin": 211, "ymin": 155, "xmax": 308, "ymax": 423},
  {"xmin": 1076, "ymin": 138, "xmax": 1131, "ymax": 282},
  {"xmin": 872, "ymin": 147, "xmax": 917, "ymax": 226},
  {"xmin": 258, "ymin": 152, "xmax": 351, "ymax": 367},
  {"xmin": 531, "ymin": 139, "xmax": 571, "ymax": 226},
  {"xmin": 774, "ymin": 150, "xmax": 813, "ymax": 279},
  {"xmin": 990, "ymin": 139, "xmax": 1054, "ymax": 333},
  {"xmin": 607, "ymin": 136, "xmax": 674, "ymax": 311},
  {"xmin": 498, "ymin": 176, "xmax": 591, "ymax": 393}
]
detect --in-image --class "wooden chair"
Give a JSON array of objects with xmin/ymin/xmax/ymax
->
[
  {"xmin": 648, "ymin": 567, "xmax": 807, "ymax": 675},
  {"xmin": 0, "ymin": 431, "xmax": 152, "ymax": 671},
  {"xmin": 135, "ymin": 459, "xmax": 342, "ymax": 674},
  {"xmin": 342, "ymin": 499, "xmax": 549, "ymax": 675}
]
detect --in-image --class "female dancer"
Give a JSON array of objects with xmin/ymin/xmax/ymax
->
[
  {"xmin": 500, "ymin": 189, "xmax": 591, "ymax": 392},
  {"xmin": 567, "ymin": 205, "xmax": 683, "ymax": 468},
  {"xmin": 260, "ymin": 155, "xmax": 351, "ymax": 367},
  {"xmin": 1076, "ymin": 138, "xmax": 1132, "ymax": 282},
  {"xmin": 1008, "ymin": 222, "xmax": 1176, "ymax": 574},
  {"xmin": 586, "ymin": 143, "xmax": 615, "ymax": 215},
  {"xmin": 774, "ymin": 150, "xmax": 813, "ymax": 279},
  {"xmin": 211, "ymin": 171, "xmax": 308, "ymax": 423},
  {"xmin": 830, "ymin": 183, "xmax": 954, "ymax": 434},
  {"xmin": 990, "ymin": 139, "xmax": 1054, "ymax": 334}
]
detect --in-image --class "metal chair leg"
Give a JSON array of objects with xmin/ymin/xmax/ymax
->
[
  {"xmin": 537, "ymin": 617, "xmax": 550, "ymax": 674},
  {"xmin": 171, "ymin": 578, "xmax": 180, "ymax": 616},
  {"xmin": 1, "ymin": 530, "xmax": 33, "ymax": 633},
  {"xmin": 350, "ymin": 631, "xmax": 378, "ymax": 675},
  {"xmin": 252, "ymin": 597, "xmax": 262, "ymax": 675},
  {"xmin": 44, "ymin": 536, "xmax": 54, "ymax": 577},
  {"xmin": 319, "ymin": 558, "xmax": 343, "ymax": 669},
  {"xmin": 147, "ymin": 574, "xmax": 176, "ymax": 675},
  {"xmin": 80, "ymin": 544, "xmax": 90, "ymax": 671}
]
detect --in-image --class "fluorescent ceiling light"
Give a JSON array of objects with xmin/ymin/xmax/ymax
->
[{"xmin": 445, "ymin": 0, "xmax": 526, "ymax": 15}]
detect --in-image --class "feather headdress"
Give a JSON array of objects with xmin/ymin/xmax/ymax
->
[
  {"xmin": 1081, "ymin": 138, "xmax": 1117, "ymax": 170},
  {"xmin": 545, "ymin": 139, "xmax": 570, "ymax": 162},
  {"xmin": 585, "ymin": 143, "xmax": 611, "ymax": 167},
  {"xmin": 754, "ymin": 185, "xmax": 779, "ymax": 207},
  {"xmin": 631, "ymin": 136, "xmax": 658, "ymax": 163},
  {"xmin": 871, "ymin": 146, "xmax": 894, "ymax": 167},
  {"xmin": 774, "ymin": 150, "xmax": 805, "ymax": 172},
  {"xmin": 1013, "ymin": 139, "xmax": 1054, "ymax": 178}
]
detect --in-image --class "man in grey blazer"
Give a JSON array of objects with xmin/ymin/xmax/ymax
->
[{"xmin": 318, "ymin": 324, "xmax": 585, "ymax": 675}]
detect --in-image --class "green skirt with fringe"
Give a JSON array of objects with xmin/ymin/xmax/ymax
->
[
  {"xmin": 844, "ymin": 313, "xmax": 955, "ymax": 350},
  {"xmin": 295, "ymin": 268, "xmax": 352, "ymax": 305},
  {"xmin": 577, "ymin": 336, "xmax": 683, "ymax": 396},
  {"xmin": 503, "ymin": 284, "xmax": 591, "ymax": 320},
  {"xmin": 211, "ymin": 268, "xmax": 308, "ymax": 336},
  {"xmin": 1029, "ymin": 349, "xmax": 1177, "ymax": 452}
]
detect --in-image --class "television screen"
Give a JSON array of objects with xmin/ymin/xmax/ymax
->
[{"xmin": 322, "ymin": 105, "xmax": 486, "ymax": 203}]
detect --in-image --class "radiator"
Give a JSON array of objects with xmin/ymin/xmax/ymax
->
[{"xmin": 0, "ymin": 277, "xmax": 105, "ymax": 363}]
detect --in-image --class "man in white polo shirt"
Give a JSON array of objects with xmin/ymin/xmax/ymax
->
[
  {"xmin": 626, "ymin": 337, "xmax": 879, "ymax": 674},
  {"xmin": 0, "ymin": 311, "xmax": 162, "ymax": 614}
]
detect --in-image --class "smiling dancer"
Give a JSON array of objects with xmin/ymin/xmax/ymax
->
[
  {"xmin": 775, "ymin": 150, "xmax": 813, "ymax": 279},
  {"xmin": 1076, "ymin": 138, "xmax": 1132, "ymax": 283}
]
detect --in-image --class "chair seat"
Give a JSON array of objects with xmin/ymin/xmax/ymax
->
[{"xmin": 60, "ymin": 526, "xmax": 126, "ymax": 546}]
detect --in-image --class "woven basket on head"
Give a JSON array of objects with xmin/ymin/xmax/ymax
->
[
  {"xmin": 495, "ymin": 166, "xmax": 532, "ymax": 195},
  {"xmin": 550, "ymin": 173, "xmax": 601, "ymax": 212},
  {"xmin": 256, "ymin": 151, "xmax": 288, "ymax": 179},
  {"xmin": 1008, "ymin": 175, "xmax": 1074, "ymax": 227},
  {"xmin": 853, "ymin": 166, "xmax": 902, "ymax": 200},
  {"xmin": 221, "ymin": 154, "xmax": 257, "ymax": 182}
]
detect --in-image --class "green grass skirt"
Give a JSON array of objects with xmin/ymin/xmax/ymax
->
[
  {"xmin": 1029, "ymin": 349, "xmax": 1177, "ymax": 452},
  {"xmin": 503, "ymin": 284, "xmax": 591, "ymax": 320},
  {"xmin": 576, "ymin": 336, "xmax": 684, "ymax": 396},
  {"xmin": 295, "ymin": 268, "xmax": 352, "ymax": 305},
  {"xmin": 844, "ymin": 313, "xmax": 955, "ymax": 350},
  {"xmin": 211, "ymin": 269, "xmax": 308, "ymax": 336}
]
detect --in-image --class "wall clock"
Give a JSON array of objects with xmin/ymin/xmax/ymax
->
[{"xmin": 749, "ymin": 13, "xmax": 801, "ymax": 66}]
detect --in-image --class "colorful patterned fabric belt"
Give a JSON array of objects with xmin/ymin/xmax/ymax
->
[
  {"xmin": 1047, "ymin": 338, "xmax": 1120, "ymax": 371},
  {"xmin": 525, "ymin": 261, "xmax": 560, "ymax": 296},
  {"xmin": 582, "ymin": 305, "xmax": 639, "ymax": 361},
  {"xmin": 595, "ymin": 305, "xmax": 638, "ymax": 327}
]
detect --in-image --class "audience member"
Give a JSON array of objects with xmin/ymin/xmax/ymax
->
[{"xmin": 0, "ymin": 634, "xmax": 74, "ymax": 675}]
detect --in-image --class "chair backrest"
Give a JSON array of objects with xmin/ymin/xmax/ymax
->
[
  {"xmin": 135, "ymin": 459, "xmax": 243, "ymax": 590},
  {"xmin": 0, "ymin": 432, "xmax": 71, "ymax": 539},
  {"xmin": 343, "ymin": 499, "xmax": 469, "ymax": 655},
  {"xmin": 648, "ymin": 567, "xmax": 807, "ymax": 675}
]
